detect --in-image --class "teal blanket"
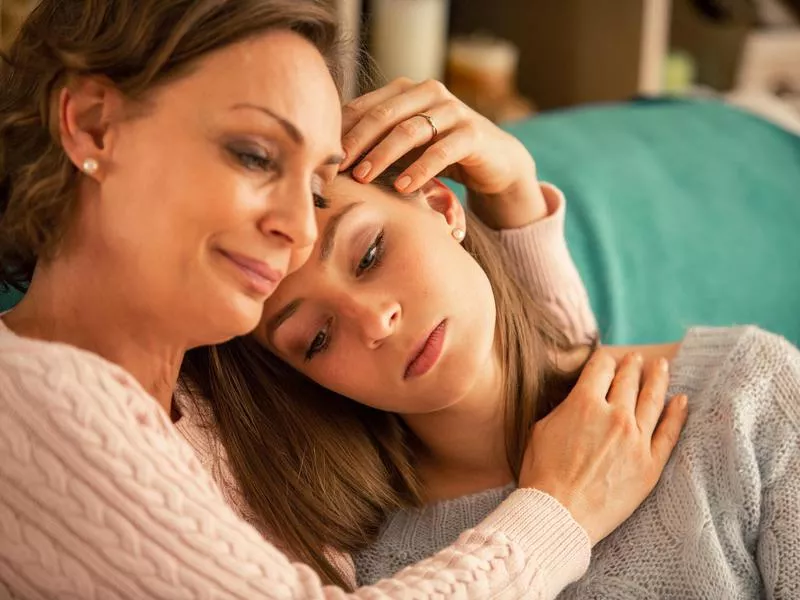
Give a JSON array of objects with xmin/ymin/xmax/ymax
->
[{"xmin": 503, "ymin": 99, "xmax": 800, "ymax": 345}]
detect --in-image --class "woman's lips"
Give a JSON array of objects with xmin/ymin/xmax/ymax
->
[
  {"xmin": 404, "ymin": 320, "xmax": 447, "ymax": 380},
  {"xmin": 219, "ymin": 249, "xmax": 283, "ymax": 296}
]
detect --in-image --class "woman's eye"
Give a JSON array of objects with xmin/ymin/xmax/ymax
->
[
  {"xmin": 230, "ymin": 147, "xmax": 274, "ymax": 172},
  {"xmin": 305, "ymin": 325, "xmax": 330, "ymax": 361},
  {"xmin": 313, "ymin": 193, "xmax": 330, "ymax": 209},
  {"xmin": 356, "ymin": 231, "xmax": 385, "ymax": 277}
]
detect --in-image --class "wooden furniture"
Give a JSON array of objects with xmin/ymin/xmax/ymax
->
[{"xmin": 447, "ymin": 0, "xmax": 672, "ymax": 110}]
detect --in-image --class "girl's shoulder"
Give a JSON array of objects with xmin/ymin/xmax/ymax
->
[
  {"xmin": 672, "ymin": 325, "xmax": 797, "ymax": 391},
  {"xmin": 670, "ymin": 326, "xmax": 799, "ymax": 430}
]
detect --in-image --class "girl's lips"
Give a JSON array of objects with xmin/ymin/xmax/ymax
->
[
  {"xmin": 404, "ymin": 320, "xmax": 447, "ymax": 380},
  {"xmin": 220, "ymin": 249, "xmax": 283, "ymax": 296}
]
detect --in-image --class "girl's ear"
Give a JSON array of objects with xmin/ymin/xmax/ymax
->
[{"xmin": 418, "ymin": 177, "xmax": 466, "ymax": 233}]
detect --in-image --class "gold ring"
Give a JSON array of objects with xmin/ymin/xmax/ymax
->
[{"xmin": 415, "ymin": 113, "xmax": 438, "ymax": 139}]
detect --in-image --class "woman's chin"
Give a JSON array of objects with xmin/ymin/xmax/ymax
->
[{"xmin": 193, "ymin": 290, "xmax": 265, "ymax": 346}]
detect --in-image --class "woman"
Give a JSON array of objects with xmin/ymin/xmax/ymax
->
[
  {"xmin": 251, "ymin": 91, "xmax": 800, "ymax": 595},
  {"xmin": 0, "ymin": 0, "xmax": 686, "ymax": 598}
]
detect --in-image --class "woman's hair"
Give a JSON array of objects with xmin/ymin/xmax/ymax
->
[
  {"xmin": 0, "ymin": 0, "xmax": 343, "ymax": 293},
  {"xmin": 180, "ymin": 164, "xmax": 589, "ymax": 587}
]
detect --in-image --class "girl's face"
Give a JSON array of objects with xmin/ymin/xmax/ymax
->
[
  {"xmin": 256, "ymin": 175, "xmax": 498, "ymax": 414},
  {"xmin": 80, "ymin": 31, "xmax": 343, "ymax": 345}
]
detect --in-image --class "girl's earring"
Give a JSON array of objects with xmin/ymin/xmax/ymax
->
[
  {"xmin": 82, "ymin": 158, "xmax": 99, "ymax": 175},
  {"xmin": 451, "ymin": 228, "xmax": 466, "ymax": 242}
]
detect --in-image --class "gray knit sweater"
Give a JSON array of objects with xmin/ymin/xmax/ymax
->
[{"xmin": 354, "ymin": 327, "xmax": 800, "ymax": 598}]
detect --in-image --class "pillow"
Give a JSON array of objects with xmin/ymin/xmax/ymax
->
[{"xmin": 501, "ymin": 98, "xmax": 800, "ymax": 345}]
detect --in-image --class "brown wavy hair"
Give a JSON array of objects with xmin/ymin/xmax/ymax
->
[
  {"xmin": 180, "ymin": 166, "xmax": 589, "ymax": 588},
  {"xmin": 0, "ymin": 0, "xmax": 343, "ymax": 294}
]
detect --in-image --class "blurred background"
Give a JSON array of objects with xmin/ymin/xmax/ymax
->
[
  {"xmin": 334, "ymin": 0, "xmax": 800, "ymax": 129},
  {"xmin": 353, "ymin": 0, "xmax": 800, "ymax": 130},
  {"xmin": 3, "ymin": 0, "xmax": 799, "ymax": 129}
]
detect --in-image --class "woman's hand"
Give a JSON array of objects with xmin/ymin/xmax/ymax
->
[
  {"xmin": 519, "ymin": 349, "xmax": 688, "ymax": 546},
  {"xmin": 339, "ymin": 78, "xmax": 547, "ymax": 228}
]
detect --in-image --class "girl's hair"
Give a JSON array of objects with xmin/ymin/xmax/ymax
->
[
  {"xmin": 180, "ymin": 165, "xmax": 589, "ymax": 588},
  {"xmin": 0, "ymin": 0, "xmax": 343, "ymax": 293}
]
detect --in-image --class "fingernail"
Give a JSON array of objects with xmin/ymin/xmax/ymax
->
[
  {"xmin": 354, "ymin": 161, "xmax": 371, "ymax": 180},
  {"xmin": 679, "ymin": 394, "xmax": 688, "ymax": 410},
  {"xmin": 658, "ymin": 357, "xmax": 669, "ymax": 372},
  {"xmin": 395, "ymin": 174, "xmax": 412, "ymax": 192}
]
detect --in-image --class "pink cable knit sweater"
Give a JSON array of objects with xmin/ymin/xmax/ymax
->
[{"xmin": 0, "ymin": 184, "xmax": 596, "ymax": 599}]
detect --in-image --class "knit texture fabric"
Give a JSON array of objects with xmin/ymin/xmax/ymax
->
[
  {"xmin": 355, "ymin": 326, "xmax": 800, "ymax": 599},
  {"xmin": 0, "ymin": 328, "xmax": 589, "ymax": 598}
]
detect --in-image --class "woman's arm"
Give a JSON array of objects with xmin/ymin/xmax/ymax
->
[
  {"xmin": 480, "ymin": 183, "xmax": 598, "ymax": 346},
  {"xmin": 0, "ymin": 340, "xmax": 589, "ymax": 599}
]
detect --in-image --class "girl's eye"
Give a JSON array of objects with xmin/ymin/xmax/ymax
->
[
  {"xmin": 356, "ymin": 231, "xmax": 385, "ymax": 277},
  {"xmin": 313, "ymin": 193, "xmax": 330, "ymax": 209},
  {"xmin": 305, "ymin": 323, "xmax": 331, "ymax": 361}
]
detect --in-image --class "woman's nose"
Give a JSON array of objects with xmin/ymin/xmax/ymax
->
[{"xmin": 257, "ymin": 179, "xmax": 317, "ymax": 253}]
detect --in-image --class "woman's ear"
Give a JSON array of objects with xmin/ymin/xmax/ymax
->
[
  {"xmin": 58, "ymin": 76, "xmax": 124, "ymax": 180},
  {"xmin": 418, "ymin": 177, "xmax": 466, "ymax": 234}
]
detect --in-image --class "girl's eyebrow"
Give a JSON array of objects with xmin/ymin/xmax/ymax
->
[
  {"xmin": 319, "ymin": 201, "xmax": 363, "ymax": 261},
  {"xmin": 266, "ymin": 298, "xmax": 302, "ymax": 347}
]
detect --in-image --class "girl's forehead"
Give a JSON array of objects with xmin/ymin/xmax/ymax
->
[
  {"xmin": 321, "ymin": 176, "xmax": 381, "ymax": 218},
  {"xmin": 327, "ymin": 174, "xmax": 362, "ymax": 199}
]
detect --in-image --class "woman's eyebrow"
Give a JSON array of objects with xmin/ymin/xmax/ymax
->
[
  {"xmin": 319, "ymin": 201, "xmax": 363, "ymax": 261},
  {"xmin": 230, "ymin": 104, "xmax": 344, "ymax": 168},
  {"xmin": 322, "ymin": 154, "xmax": 345, "ymax": 167},
  {"xmin": 230, "ymin": 102, "xmax": 302, "ymax": 144}
]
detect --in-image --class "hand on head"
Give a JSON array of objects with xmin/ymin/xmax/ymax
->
[{"xmin": 339, "ymin": 77, "xmax": 537, "ymax": 199}]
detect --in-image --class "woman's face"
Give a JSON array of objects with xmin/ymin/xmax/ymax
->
[
  {"xmin": 256, "ymin": 176, "xmax": 498, "ymax": 414},
  {"xmin": 87, "ymin": 31, "xmax": 342, "ymax": 344}
]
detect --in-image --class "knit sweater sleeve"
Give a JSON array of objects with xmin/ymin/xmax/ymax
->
[
  {"xmin": 491, "ymin": 183, "xmax": 598, "ymax": 345},
  {"xmin": 753, "ymin": 332, "xmax": 800, "ymax": 598},
  {"xmin": 0, "ymin": 334, "xmax": 591, "ymax": 599}
]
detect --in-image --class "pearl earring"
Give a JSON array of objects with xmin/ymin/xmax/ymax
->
[
  {"xmin": 451, "ymin": 228, "xmax": 465, "ymax": 242},
  {"xmin": 82, "ymin": 158, "xmax": 99, "ymax": 175}
]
